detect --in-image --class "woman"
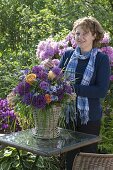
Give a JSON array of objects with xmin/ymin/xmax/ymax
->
[{"xmin": 44, "ymin": 16, "xmax": 110, "ymax": 170}]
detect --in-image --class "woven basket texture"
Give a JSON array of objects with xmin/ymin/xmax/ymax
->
[
  {"xmin": 33, "ymin": 105, "xmax": 62, "ymax": 139},
  {"xmin": 72, "ymin": 152, "xmax": 113, "ymax": 170}
]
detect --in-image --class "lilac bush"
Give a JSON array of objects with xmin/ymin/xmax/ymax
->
[{"xmin": 36, "ymin": 32, "xmax": 77, "ymax": 61}]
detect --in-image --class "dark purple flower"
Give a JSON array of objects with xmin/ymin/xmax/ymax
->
[
  {"xmin": 37, "ymin": 71, "xmax": 48, "ymax": 80},
  {"xmin": 51, "ymin": 67, "xmax": 61, "ymax": 76},
  {"xmin": 15, "ymin": 81, "xmax": 31, "ymax": 96},
  {"xmin": 2, "ymin": 123, "xmax": 9, "ymax": 129},
  {"xmin": 32, "ymin": 65, "xmax": 44, "ymax": 74},
  {"xmin": 39, "ymin": 81, "xmax": 49, "ymax": 90},
  {"xmin": 0, "ymin": 98, "xmax": 22, "ymax": 132},
  {"xmin": 22, "ymin": 93, "xmax": 33, "ymax": 105},
  {"xmin": 56, "ymin": 88, "xmax": 64, "ymax": 101},
  {"xmin": 32, "ymin": 95, "xmax": 46, "ymax": 108},
  {"xmin": 64, "ymin": 84, "xmax": 72, "ymax": 94}
]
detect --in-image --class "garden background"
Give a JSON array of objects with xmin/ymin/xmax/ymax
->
[{"xmin": 0, "ymin": 0, "xmax": 113, "ymax": 169}]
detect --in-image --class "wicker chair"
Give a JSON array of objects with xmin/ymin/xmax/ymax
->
[{"xmin": 72, "ymin": 152, "xmax": 113, "ymax": 170}]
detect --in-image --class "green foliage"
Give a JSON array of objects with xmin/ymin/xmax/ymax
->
[
  {"xmin": 0, "ymin": 0, "xmax": 113, "ymax": 168},
  {"xmin": 98, "ymin": 113, "xmax": 113, "ymax": 153},
  {"xmin": 1, "ymin": 0, "xmax": 113, "ymax": 53},
  {"xmin": 14, "ymin": 102, "xmax": 35, "ymax": 130},
  {"xmin": 0, "ymin": 147, "xmax": 60, "ymax": 170},
  {"xmin": 1, "ymin": 1, "xmax": 113, "ymax": 90},
  {"xmin": 0, "ymin": 50, "xmax": 38, "ymax": 98}
]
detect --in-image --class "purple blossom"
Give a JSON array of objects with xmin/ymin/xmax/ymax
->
[
  {"xmin": 65, "ymin": 32, "xmax": 77, "ymax": 48},
  {"xmin": 64, "ymin": 84, "xmax": 72, "ymax": 94},
  {"xmin": 32, "ymin": 95, "xmax": 46, "ymax": 108},
  {"xmin": 15, "ymin": 81, "xmax": 31, "ymax": 96},
  {"xmin": 39, "ymin": 81, "xmax": 49, "ymax": 90},
  {"xmin": 37, "ymin": 71, "xmax": 48, "ymax": 80},
  {"xmin": 110, "ymin": 75, "xmax": 113, "ymax": 81},
  {"xmin": 51, "ymin": 67, "xmax": 61, "ymax": 76},
  {"xmin": 101, "ymin": 32, "xmax": 110, "ymax": 44},
  {"xmin": 22, "ymin": 92, "xmax": 33, "ymax": 105},
  {"xmin": 58, "ymin": 40, "xmax": 68, "ymax": 56},
  {"xmin": 100, "ymin": 46, "xmax": 113, "ymax": 63},
  {"xmin": 14, "ymin": 63, "xmax": 73, "ymax": 110},
  {"xmin": 56, "ymin": 88, "xmax": 64, "ymax": 101},
  {"xmin": 32, "ymin": 65, "xmax": 44, "ymax": 74},
  {"xmin": 36, "ymin": 39, "xmax": 59, "ymax": 60},
  {"xmin": 2, "ymin": 123, "xmax": 9, "ymax": 129},
  {"xmin": 0, "ymin": 98, "xmax": 22, "ymax": 133},
  {"xmin": 52, "ymin": 59, "xmax": 60, "ymax": 66}
]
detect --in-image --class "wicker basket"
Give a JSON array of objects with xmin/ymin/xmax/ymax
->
[
  {"xmin": 32, "ymin": 105, "xmax": 62, "ymax": 139},
  {"xmin": 72, "ymin": 152, "xmax": 113, "ymax": 170}
]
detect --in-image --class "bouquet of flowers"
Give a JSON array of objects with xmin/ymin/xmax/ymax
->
[
  {"xmin": 11, "ymin": 65, "xmax": 75, "ymax": 138},
  {"xmin": 13, "ymin": 65, "xmax": 73, "ymax": 109}
]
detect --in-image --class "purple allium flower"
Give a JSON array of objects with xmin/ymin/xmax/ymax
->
[
  {"xmin": 32, "ymin": 65, "xmax": 44, "ymax": 74},
  {"xmin": 37, "ymin": 71, "xmax": 48, "ymax": 80},
  {"xmin": 15, "ymin": 81, "xmax": 31, "ymax": 96},
  {"xmin": 56, "ymin": 88, "xmax": 64, "ymax": 101},
  {"xmin": 51, "ymin": 67, "xmax": 61, "ymax": 76},
  {"xmin": 32, "ymin": 95, "xmax": 46, "ymax": 108},
  {"xmin": 22, "ymin": 92, "xmax": 33, "ymax": 105},
  {"xmin": 39, "ymin": 81, "xmax": 49, "ymax": 90}
]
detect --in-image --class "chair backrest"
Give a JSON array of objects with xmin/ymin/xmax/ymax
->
[{"xmin": 72, "ymin": 152, "xmax": 113, "ymax": 170}]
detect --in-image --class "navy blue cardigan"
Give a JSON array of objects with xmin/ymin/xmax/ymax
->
[{"xmin": 59, "ymin": 49, "xmax": 110, "ymax": 121}]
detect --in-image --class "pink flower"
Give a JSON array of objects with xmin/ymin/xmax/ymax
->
[
  {"xmin": 65, "ymin": 32, "xmax": 77, "ymax": 48},
  {"xmin": 58, "ymin": 40, "xmax": 68, "ymax": 56},
  {"xmin": 52, "ymin": 59, "xmax": 60, "ymax": 66},
  {"xmin": 101, "ymin": 32, "xmax": 110, "ymax": 44},
  {"xmin": 100, "ymin": 46, "xmax": 113, "ymax": 63},
  {"xmin": 36, "ymin": 38, "xmax": 59, "ymax": 60},
  {"xmin": 110, "ymin": 75, "xmax": 113, "ymax": 81}
]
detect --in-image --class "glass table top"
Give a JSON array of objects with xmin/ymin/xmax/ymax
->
[{"xmin": 0, "ymin": 128, "xmax": 100, "ymax": 156}]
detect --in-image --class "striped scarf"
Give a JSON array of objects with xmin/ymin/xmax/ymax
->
[{"xmin": 65, "ymin": 47, "xmax": 98, "ymax": 124}]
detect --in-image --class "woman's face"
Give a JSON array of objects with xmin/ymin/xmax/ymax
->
[{"xmin": 74, "ymin": 25, "xmax": 96, "ymax": 53}]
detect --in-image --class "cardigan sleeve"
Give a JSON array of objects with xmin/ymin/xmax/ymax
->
[
  {"xmin": 59, "ymin": 49, "xmax": 74, "ymax": 70},
  {"xmin": 75, "ymin": 54, "xmax": 110, "ymax": 98}
]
